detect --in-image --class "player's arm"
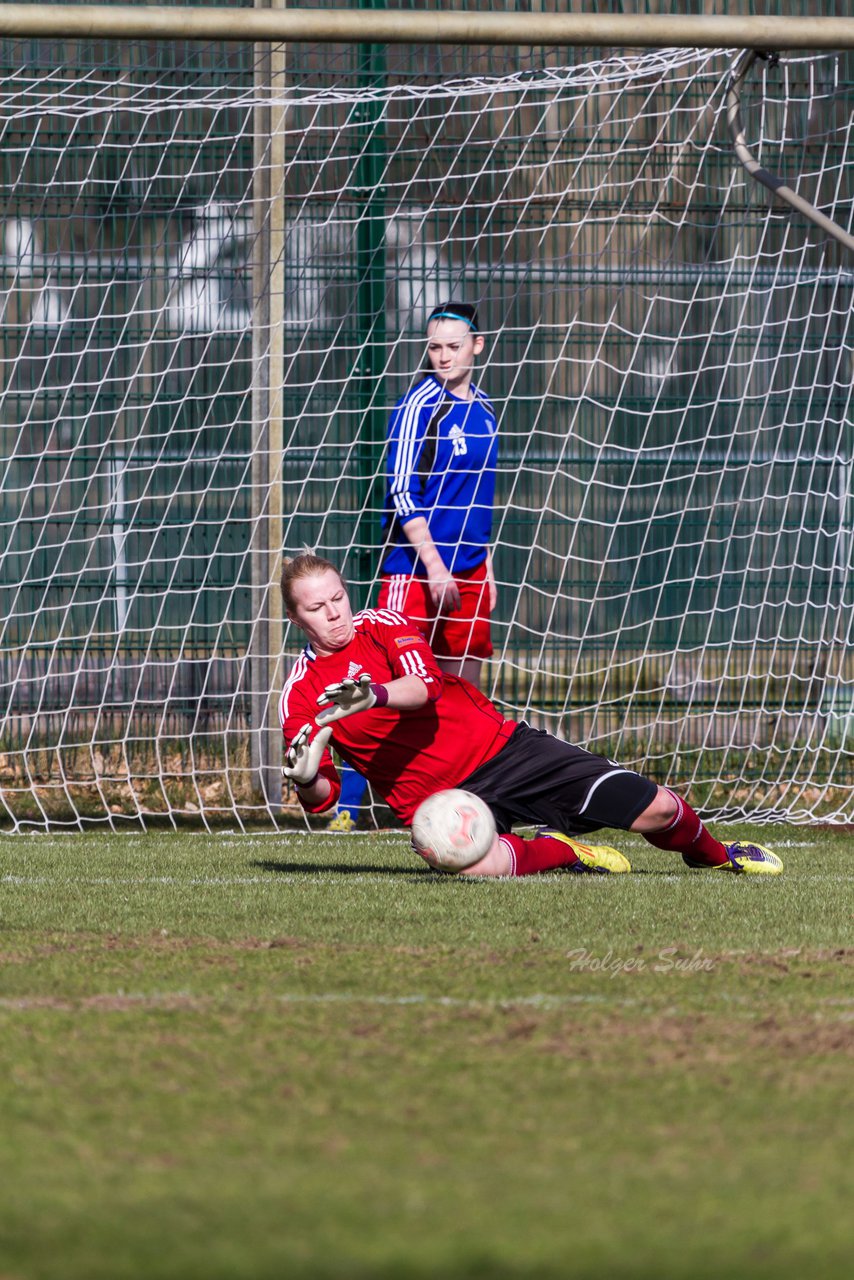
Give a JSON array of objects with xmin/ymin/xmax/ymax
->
[
  {"xmin": 300, "ymin": 776, "xmax": 333, "ymax": 807},
  {"xmin": 381, "ymin": 620, "xmax": 444, "ymax": 704},
  {"xmin": 386, "ymin": 399, "xmax": 461, "ymax": 613},
  {"xmin": 295, "ymin": 772, "xmax": 333, "ymax": 809},
  {"xmin": 485, "ymin": 547, "xmax": 497, "ymax": 613},
  {"xmin": 280, "ymin": 672, "xmax": 341, "ymax": 812},
  {"xmin": 281, "ymin": 721, "xmax": 339, "ymax": 812},
  {"xmin": 316, "ymin": 622, "xmax": 444, "ymax": 726},
  {"xmin": 378, "ymin": 673, "xmax": 432, "ymax": 710},
  {"xmin": 316, "ymin": 671, "xmax": 432, "ymax": 726},
  {"xmin": 399, "ymin": 516, "xmax": 461, "ymax": 614}
]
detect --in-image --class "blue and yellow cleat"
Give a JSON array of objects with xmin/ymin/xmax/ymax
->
[
  {"xmin": 684, "ymin": 841, "xmax": 783, "ymax": 875},
  {"xmin": 537, "ymin": 828, "xmax": 632, "ymax": 874}
]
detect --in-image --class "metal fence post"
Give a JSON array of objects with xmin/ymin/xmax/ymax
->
[
  {"xmin": 351, "ymin": 0, "xmax": 387, "ymax": 609},
  {"xmin": 250, "ymin": 0, "xmax": 285, "ymax": 810}
]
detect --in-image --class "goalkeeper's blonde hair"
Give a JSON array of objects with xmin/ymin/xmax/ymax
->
[{"xmin": 280, "ymin": 551, "xmax": 346, "ymax": 611}]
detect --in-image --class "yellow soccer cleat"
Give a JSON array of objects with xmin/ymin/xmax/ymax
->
[
  {"xmin": 328, "ymin": 809, "xmax": 358, "ymax": 833},
  {"xmin": 537, "ymin": 828, "xmax": 631, "ymax": 874},
  {"xmin": 684, "ymin": 840, "xmax": 783, "ymax": 875}
]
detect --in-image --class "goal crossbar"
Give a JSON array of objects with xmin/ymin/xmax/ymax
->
[{"xmin": 1, "ymin": 6, "xmax": 854, "ymax": 50}]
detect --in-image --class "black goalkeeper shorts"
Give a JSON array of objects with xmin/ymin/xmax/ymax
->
[{"xmin": 458, "ymin": 722, "xmax": 658, "ymax": 837}]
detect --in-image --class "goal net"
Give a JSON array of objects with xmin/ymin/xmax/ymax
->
[{"xmin": 1, "ymin": 32, "xmax": 853, "ymax": 830}]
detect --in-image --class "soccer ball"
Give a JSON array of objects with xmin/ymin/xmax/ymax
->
[{"xmin": 410, "ymin": 788, "xmax": 496, "ymax": 871}]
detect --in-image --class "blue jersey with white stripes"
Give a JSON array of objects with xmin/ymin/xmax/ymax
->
[{"xmin": 380, "ymin": 374, "xmax": 498, "ymax": 575}]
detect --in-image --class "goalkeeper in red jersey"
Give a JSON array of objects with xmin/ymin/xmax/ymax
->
[{"xmin": 278, "ymin": 553, "xmax": 782, "ymax": 877}]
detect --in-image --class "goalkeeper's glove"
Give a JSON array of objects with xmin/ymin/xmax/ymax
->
[
  {"xmin": 282, "ymin": 722, "xmax": 333, "ymax": 788},
  {"xmin": 316, "ymin": 673, "xmax": 387, "ymax": 726}
]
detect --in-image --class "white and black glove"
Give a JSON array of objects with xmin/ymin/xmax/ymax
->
[
  {"xmin": 316, "ymin": 673, "xmax": 386, "ymax": 726},
  {"xmin": 282, "ymin": 722, "xmax": 333, "ymax": 788}
]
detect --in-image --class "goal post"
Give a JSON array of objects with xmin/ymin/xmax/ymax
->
[
  {"xmin": 1, "ymin": 7, "xmax": 854, "ymax": 831},
  {"xmin": 250, "ymin": 0, "xmax": 286, "ymax": 812},
  {"xmin": 0, "ymin": 6, "xmax": 853, "ymax": 50}
]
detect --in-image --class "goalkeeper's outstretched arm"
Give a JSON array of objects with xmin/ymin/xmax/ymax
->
[
  {"xmin": 317, "ymin": 673, "xmax": 433, "ymax": 725},
  {"xmin": 284, "ymin": 673, "xmax": 434, "ymax": 809}
]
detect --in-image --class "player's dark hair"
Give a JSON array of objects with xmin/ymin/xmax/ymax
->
[
  {"xmin": 427, "ymin": 301, "xmax": 479, "ymax": 332},
  {"xmin": 281, "ymin": 552, "xmax": 346, "ymax": 611}
]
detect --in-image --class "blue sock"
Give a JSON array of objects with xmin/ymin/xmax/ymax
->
[{"xmin": 337, "ymin": 764, "xmax": 368, "ymax": 819}]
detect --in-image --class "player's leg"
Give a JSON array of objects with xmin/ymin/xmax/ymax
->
[
  {"xmin": 630, "ymin": 787, "xmax": 729, "ymax": 865},
  {"xmin": 458, "ymin": 830, "xmax": 630, "ymax": 877},
  {"xmin": 457, "ymin": 832, "xmax": 511, "ymax": 875},
  {"xmin": 432, "ymin": 563, "xmax": 491, "ymax": 687},
  {"xmin": 576, "ymin": 771, "xmax": 782, "ymax": 873},
  {"xmin": 438, "ymin": 655, "xmax": 482, "ymax": 684},
  {"xmin": 457, "ymin": 729, "xmax": 781, "ymax": 877},
  {"xmin": 379, "ymin": 567, "xmax": 488, "ymax": 688},
  {"xmin": 455, "ymin": 726, "xmax": 635, "ymax": 876},
  {"xmin": 378, "ymin": 573, "xmax": 435, "ymax": 641},
  {"xmin": 631, "ymin": 786, "xmax": 783, "ymax": 875},
  {"xmin": 328, "ymin": 762, "xmax": 368, "ymax": 832}
]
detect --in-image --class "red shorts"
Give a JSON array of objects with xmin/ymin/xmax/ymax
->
[{"xmin": 378, "ymin": 562, "xmax": 493, "ymax": 660}]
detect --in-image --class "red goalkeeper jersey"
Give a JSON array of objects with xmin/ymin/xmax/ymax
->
[{"xmin": 278, "ymin": 607, "xmax": 515, "ymax": 824}]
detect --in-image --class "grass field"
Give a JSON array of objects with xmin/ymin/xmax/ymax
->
[{"xmin": 0, "ymin": 825, "xmax": 852, "ymax": 1280}]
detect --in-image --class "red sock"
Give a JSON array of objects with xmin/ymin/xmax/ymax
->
[
  {"xmin": 642, "ymin": 790, "xmax": 728, "ymax": 866},
  {"xmin": 500, "ymin": 833, "xmax": 581, "ymax": 876}
]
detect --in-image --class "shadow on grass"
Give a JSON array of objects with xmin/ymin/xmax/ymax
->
[
  {"xmin": 253, "ymin": 858, "xmax": 428, "ymax": 878},
  {"xmin": 251, "ymin": 858, "xmax": 678, "ymax": 883}
]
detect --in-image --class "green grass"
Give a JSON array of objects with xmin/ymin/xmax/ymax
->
[{"xmin": 0, "ymin": 826, "xmax": 852, "ymax": 1280}]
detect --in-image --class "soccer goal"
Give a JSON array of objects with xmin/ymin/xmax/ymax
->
[{"xmin": 2, "ymin": 4, "xmax": 854, "ymax": 831}]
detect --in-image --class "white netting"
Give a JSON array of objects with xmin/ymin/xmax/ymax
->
[{"xmin": 1, "ymin": 38, "xmax": 853, "ymax": 830}]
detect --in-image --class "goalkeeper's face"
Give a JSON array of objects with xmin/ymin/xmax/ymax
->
[{"xmin": 287, "ymin": 569, "xmax": 355, "ymax": 656}]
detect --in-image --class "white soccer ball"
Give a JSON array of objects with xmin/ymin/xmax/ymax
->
[{"xmin": 410, "ymin": 788, "xmax": 497, "ymax": 871}]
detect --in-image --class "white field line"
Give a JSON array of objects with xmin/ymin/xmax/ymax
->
[
  {"xmin": 274, "ymin": 993, "xmax": 633, "ymax": 1008},
  {"xmin": 0, "ymin": 993, "xmax": 701, "ymax": 1012},
  {"xmin": 3, "ymin": 874, "xmax": 415, "ymax": 885},
  {"xmin": 0, "ymin": 992, "xmax": 851, "ymax": 1017},
  {"xmin": 5, "ymin": 871, "xmax": 854, "ymax": 887},
  {"xmin": 6, "ymin": 830, "xmax": 410, "ymax": 842},
  {"xmin": 4, "ymin": 832, "xmax": 824, "ymax": 846},
  {"xmin": 0, "ymin": 992, "xmax": 637, "ymax": 1011},
  {"xmin": 754, "ymin": 841, "xmax": 818, "ymax": 848},
  {"xmin": 0, "ymin": 875, "xmax": 289, "ymax": 885},
  {"xmin": 275, "ymin": 992, "xmax": 854, "ymax": 1012}
]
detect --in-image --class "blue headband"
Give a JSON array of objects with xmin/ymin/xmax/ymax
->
[{"xmin": 429, "ymin": 311, "xmax": 478, "ymax": 331}]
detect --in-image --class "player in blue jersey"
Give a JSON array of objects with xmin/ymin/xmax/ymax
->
[
  {"xmin": 378, "ymin": 301, "xmax": 497, "ymax": 682},
  {"xmin": 330, "ymin": 302, "xmax": 500, "ymax": 831}
]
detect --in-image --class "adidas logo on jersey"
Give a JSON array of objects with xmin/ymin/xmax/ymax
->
[{"xmin": 347, "ymin": 661, "xmax": 363, "ymax": 680}]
